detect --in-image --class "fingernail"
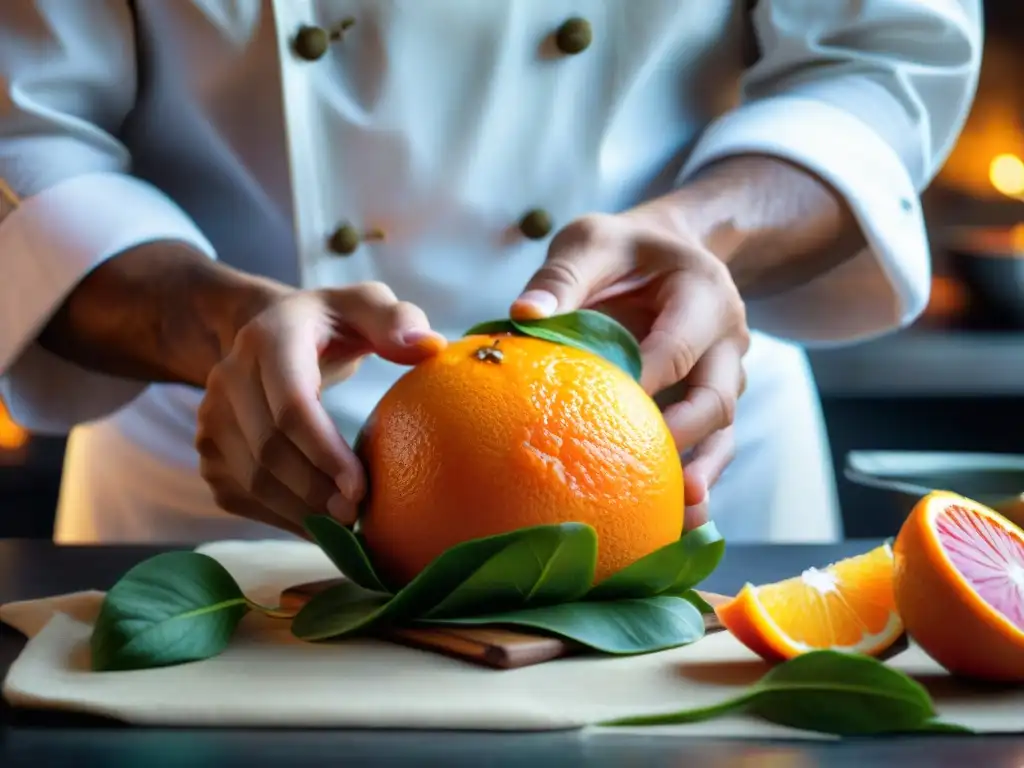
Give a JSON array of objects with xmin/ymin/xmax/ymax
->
[
  {"xmin": 327, "ymin": 493, "xmax": 352, "ymax": 521},
  {"xmin": 399, "ymin": 329, "xmax": 431, "ymax": 345},
  {"xmin": 335, "ymin": 471, "xmax": 362, "ymax": 502},
  {"xmin": 513, "ymin": 290, "xmax": 558, "ymax": 318}
]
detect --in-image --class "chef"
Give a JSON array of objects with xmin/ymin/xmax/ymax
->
[{"xmin": 0, "ymin": 1, "xmax": 981, "ymax": 545}]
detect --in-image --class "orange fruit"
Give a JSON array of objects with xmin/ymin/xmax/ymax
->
[
  {"xmin": 357, "ymin": 333, "xmax": 685, "ymax": 588},
  {"xmin": 893, "ymin": 491, "xmax": 1024, "ymax": 682},
  {"xmin": 715, "ymin": 544, "xmax": 903, "ymax": 661}
]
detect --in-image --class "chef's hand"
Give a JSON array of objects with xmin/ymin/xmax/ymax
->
[
  {"xmin": 195, "ymin": 282, "xmax": 445, "ymax": 538},
  {"xmin": 511, "ymin": 210, "xmax": 750, "ymax": 529}
]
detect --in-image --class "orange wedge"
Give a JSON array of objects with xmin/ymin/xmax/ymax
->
[
  {"xmin": 715, "ymin": 544, "xmax": 904, "ymax": 662},
  {"xmin": 894, "ymin": 491, "xmax": 1024, "ymax": 682}
]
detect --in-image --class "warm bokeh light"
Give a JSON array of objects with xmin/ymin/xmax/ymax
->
[
  {"xmin": 0, "ymin": 396, "xmax": 28, "ymax": 451},
  {"xmin": 989, "ymin": 153, "xmax": 1024, "ymax": 197}
]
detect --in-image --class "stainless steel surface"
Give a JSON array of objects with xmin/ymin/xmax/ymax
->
[
  {"xmin": 844, "ymin": 450, "xmax": 1024, "ymax": 527},
  {"xmin": 808, "ymin": 331, "xmax": 1024, "ymax": 397}
]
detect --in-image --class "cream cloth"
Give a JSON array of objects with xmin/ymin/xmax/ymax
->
[{"xmin": 2, "ymin": 540, "xmax": 1022, "ymax": 737}]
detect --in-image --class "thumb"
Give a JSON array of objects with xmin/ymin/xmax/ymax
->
[
  {"xmin": 511, "ymin": 223, "xmax": 619, "ymax": 320},
  {"xmin": 319, "ymin": 283, "xmax": 446, "ymax": 366}
]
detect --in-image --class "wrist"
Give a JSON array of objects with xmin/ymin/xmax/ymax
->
[
  {"xmin": 631, "ymin": 156, "xmax": 775, "ymax": 264},
  {"xmin": 628, "ymin": 154, "xmax": 861, "ymax": 296},
  {"xmin": 38, "ymin": 240, "xmax": 293, "ymax": 388},
  {"xmin": 197, "ymin": 268, "xmax": 291, "ymax": 368}
]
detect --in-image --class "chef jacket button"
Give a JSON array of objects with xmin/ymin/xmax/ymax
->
[
  {"xmin": 519, "ymin": 208, "xmax": 554, "ymax": 240},
  {"xmin": 555, "ymin": 17, "xmax": 592, "ymax": 55},
  {"xmin": 294, "ymin": 25, "xmax": 330, "ymax": 60},
  {"xmin": 329, "ymin": 224, "xmax": 361, "ymax": 254},
  {"xmin": 328, "ymin": 223, "xmax": 384, "ymax": 255},
  {"xmin": 293, "ymin": 18, "xmax": 356, "ymax": 61}
]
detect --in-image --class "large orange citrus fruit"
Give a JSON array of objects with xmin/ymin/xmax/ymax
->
[
  {"xmin": 893, "ymin": 491, "xmax": 1024, "ymax": 682},
  {"xmin": 356, "ymin": 333, "xmax": 685, "ymax": 588},
  {"xmin": 715, "ymin": 544, "xmax": 903, "ymax": 661}
]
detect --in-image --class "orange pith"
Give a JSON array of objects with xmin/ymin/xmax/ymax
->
[
  {"xmin": 357, "ymin": 333, "xmax": 685, "ymax": 587},
  {"xmin": 893, "ymin": 491, "xmax": 1024, "ymax": 682},
  {"xmin": 715, "ymin": 544, "xmax": 903, "ymax": 662}
]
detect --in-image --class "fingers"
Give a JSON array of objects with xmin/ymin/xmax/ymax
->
[
  {"xmin": 197, "ymin": 380, "xmax": 356, "ymax": 529},
  {"xmin": 198, "ymin": 457, "xmax": 314, "ymax": 541},
  {"xmin": 511, "ymin": 215, "xmax": 626, "ymax": 320},
  {"xmin": 199, "ymin": 282, "xmax": 445, "ymax": 534},
  {"xmin": 662, "ymin": 340, "xmax": 745, "ymax": 452},
  {"xmin": 323, "ymin": 281, "xmax": 447, "ymax": 365},
  {"xmin": 638, "ymin": 262, "xmax": 747, "ymax": 395},
  {"xmin": 683, "ymin": 426, "xmax": 736, "ymax": 507},
  {"xmin": 683, "ymin": 499, "xmax": 709, "ymax": 532}
]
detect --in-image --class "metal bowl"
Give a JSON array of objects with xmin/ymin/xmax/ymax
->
[{"xmin": 844, "ymin": 450, "xmax": 1024, "ymax": 530}]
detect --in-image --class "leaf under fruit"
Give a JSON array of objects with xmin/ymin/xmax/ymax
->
[
  {"xmin": 424, "ymin": 595, "xmax": 706, "ymax": 655},
  {"xmin": 292, "ymin": 522, "xmax": 598, "ymax": 641},
  {"xmin": 587, "ymin": 522, "xmax": 725, "ymax": 601}
]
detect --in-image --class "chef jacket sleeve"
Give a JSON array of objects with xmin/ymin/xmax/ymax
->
[
  {"xmin": 678, "ymin": 0, "xmax": 982, "ymax": 346},
  {"xmin": 0, "ymin": 1, "xmax": 217, "ymax": 434}
]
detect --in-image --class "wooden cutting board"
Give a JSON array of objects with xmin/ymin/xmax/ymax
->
[{"xmin": 280, "ymin": 578, "xmax": 731, "ymax": 670}]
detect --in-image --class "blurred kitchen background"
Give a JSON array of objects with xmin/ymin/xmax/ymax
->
[{"xmin": 3, "ymin": 1, "xmax": 1024, "ymax": 540}]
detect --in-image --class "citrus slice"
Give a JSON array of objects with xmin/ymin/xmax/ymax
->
[
  {"xmin": 715, "ymin": 544, "xmax": 904, "ymax": 662},
  {"xmin": 893, "ymin": 490, "xmax": 1024, "ymax": 682}
]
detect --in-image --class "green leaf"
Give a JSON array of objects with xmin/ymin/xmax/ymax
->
[
  {"xmin": 290, "ymin": 581, "xmax": 391, "ymax": 639},
  {"xmin": 679, "ymin": 589, "xmax": 715, "ymax": 614},
  {"xmin": 463, "ymin": 310, "xmax": 643, "ymax": 382},
  {"xmin": 90, "ymin": 552, "xmax": 249, "ymax": 671},
  {"xmin": 304, "ymin": 515, "xmax": 391, "ymax": 594},
  {"xmin": 463, "ymin": 319, "xmax": 517, "ymax": 337},
  {"xmin": 512, "ymin": 310, "xmax": 643, "ymax": 382},
  {"xmin": 603, "ymin": 650, "xmax": 943, "ymax": 737},
  {"xmin": 587, "ymin": 522, "xmax": 725, "ymax": 601},
  {"xmin": 292, "ymin": 523, "xmax": 597, "ymax": 641},
  {"xmin": 425, "ymin": 595, "xmax": 705, "ymax": 655},
  {"xmin": 425, "ymin": 522, "xmax": 596, "ymax": 618}
]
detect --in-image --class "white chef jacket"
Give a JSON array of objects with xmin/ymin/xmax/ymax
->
[{"xmin": 0, "ymin": 1, "xmax": 981, "ymax": 545}]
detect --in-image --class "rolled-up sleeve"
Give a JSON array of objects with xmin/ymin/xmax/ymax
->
[
  {"xmin": 679, "ymin": 0, "xmax": 983, "ymax": 345},
  {"xmin": 0, "ymin": 1, "xmax": 217, "ymax": 434}
]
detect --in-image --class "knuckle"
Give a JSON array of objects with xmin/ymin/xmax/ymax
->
[
  {"xmin": 708, "ymin": 386, "xmax": 737, "ymax": 430},
  {"xmin": 254, "ymin": 427, "xmax": 288, "ymax": 469},
  {"xmin": 667, "ymin": 339, "xmax": 698, "ymax": 384},
  {"xmin": 553, "ymin": 213, "xmax": 611, "ymax": 248},
  {"xmin": 231, "ymin": 324, "xmax": 269, "ymax": 361},
  {"xmin": 203, "ymin": 365, "xmax": 229, "ymax": 398},
  {"xmin": 392, "ymin": 299, "xmax": 426, "ymax": 324},
  {"xmin": 198, "ymin": 457, "xmax": 217, "ymax": 484},
  {"xmin": 246, "ymin": 464, "xmax": 276, "ymax": 498},
  {"xmin": 356, "ymin": 280, "xmax": 396, "ymax": 304},
  {"xmin": 195, "ymin": 432, "xmax": 219, "ymax": 458},
  {"xmin": 537, "ymin": 258, "xmax": 587, "ymax": 290},
  {"xmin": 273, "ymin": 395, "xmax": 307, "ymax": 436},
  {"xmin": 211, "ymin": 486, "xmax": 237, "ymax": 513}
]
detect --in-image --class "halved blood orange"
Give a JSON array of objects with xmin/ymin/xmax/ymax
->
[
  {"xmin": 715, "ymin": 544, "xmax": 904, "ymax": 662},
  {"xmin": 893, "ymin": 491, "xmax": 1024, "ymax": 682}
]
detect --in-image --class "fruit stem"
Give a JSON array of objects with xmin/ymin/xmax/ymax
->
[{"xmin": 473, "ymin": 339, "xmax": 504, "ymax": 364}]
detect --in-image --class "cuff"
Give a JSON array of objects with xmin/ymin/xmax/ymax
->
[
  {"xmin": 0, "ymin": 171, "xmax": 216, "ymax": 434},
  {"xmin": 678, "ymin": 95, "xmax": 931, "ymax": 347}
]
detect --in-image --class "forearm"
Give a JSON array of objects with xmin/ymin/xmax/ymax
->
[
  {"xmin": 641, "ymin": 154, "xmax": 867, "ymax": 299},
  {"xmin": 36, "ymin": 242, "xmax": 288, "ymax": 388}
]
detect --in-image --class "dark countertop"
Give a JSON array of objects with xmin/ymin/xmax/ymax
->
[{"xmin": 3, "ymin": 539, "xmax": 1024, "ymax": 767}]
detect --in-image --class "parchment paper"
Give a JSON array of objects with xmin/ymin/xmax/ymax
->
[{"xmin": 2, "ymin": 540, "xmax": 1021, "ymax": 737}]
